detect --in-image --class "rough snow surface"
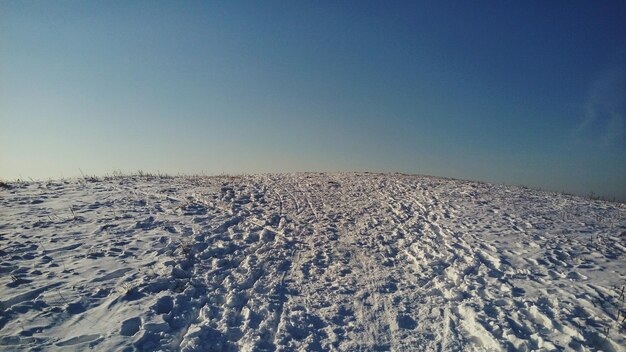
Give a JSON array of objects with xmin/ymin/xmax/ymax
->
[{"xmin": 1, "ymin": 173, "xmax": 625, "ymax": 351}]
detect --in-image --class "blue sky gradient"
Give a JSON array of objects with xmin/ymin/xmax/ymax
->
[{"xmin": 1, "ymin": 1, "xmax": 625, "ymax": 200}]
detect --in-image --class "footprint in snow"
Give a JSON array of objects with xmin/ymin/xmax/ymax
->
[{"xmin": 120, "ymin": 317, "xmax": 142, "ymax": 336}]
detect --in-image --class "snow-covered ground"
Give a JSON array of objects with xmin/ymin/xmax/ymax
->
[{"xmin": 1, "ymin": 173, "xmax": 625, "ymax": 351}]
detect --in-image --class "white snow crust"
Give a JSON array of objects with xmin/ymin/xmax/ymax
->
[{"xmin": 1, "ymin": 173, "xmax": 625, "ymax": 351}]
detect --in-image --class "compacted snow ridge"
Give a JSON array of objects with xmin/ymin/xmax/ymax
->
[{"xmin": 1, "ymin": 173, "xmax": 625, "ymax": 351}]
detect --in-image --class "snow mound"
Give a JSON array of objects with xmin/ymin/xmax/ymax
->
[{"xmin": 1, "ymin": 173, "xmax": 625, "ymax": 351}]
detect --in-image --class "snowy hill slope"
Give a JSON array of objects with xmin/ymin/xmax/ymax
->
[{"xmin": 1, "ymin": 173, "xmax": 625, "ymax": 351}]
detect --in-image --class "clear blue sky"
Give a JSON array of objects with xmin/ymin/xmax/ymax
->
[{"xmin": 1, "ymin": 1, "xmax": 625, "ymax": 200}]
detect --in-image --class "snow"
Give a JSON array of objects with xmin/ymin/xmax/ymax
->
[{"xmin": 0, "ymin": 173, "xmax": 625, "ymax": 351}]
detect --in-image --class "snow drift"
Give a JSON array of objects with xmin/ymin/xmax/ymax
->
[{"xmin": 1, "ymin": 173, "xmax": 624, "ymax": 351}]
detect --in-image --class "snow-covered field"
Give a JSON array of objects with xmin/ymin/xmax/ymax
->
[{"xmin": 1, "ymin": 173, "xmax": 625, "ymax": 351}]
